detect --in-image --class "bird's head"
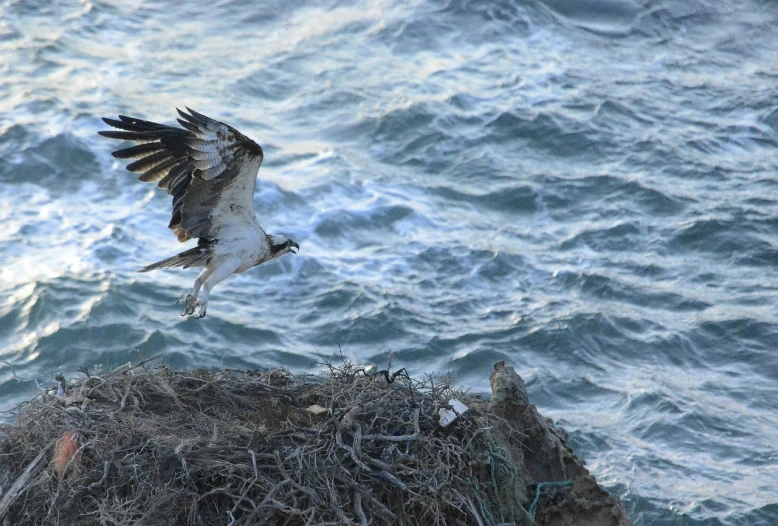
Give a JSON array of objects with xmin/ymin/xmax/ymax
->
[{"xmin": 268, "ymin": 235, "xmax": 299, "ymax": 260}]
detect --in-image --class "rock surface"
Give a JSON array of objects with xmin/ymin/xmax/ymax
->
[{"xmin": 490, "ymin": 360, "xmax": 632, "ymax": 526}]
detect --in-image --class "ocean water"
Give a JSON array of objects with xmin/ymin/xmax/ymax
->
[{"xmin": 1, "ymin": 0, "xmax": 777, "ymax": 523}]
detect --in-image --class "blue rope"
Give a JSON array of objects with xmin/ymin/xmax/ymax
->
[{"xmin": 528, "ymin": 479, "xmax": 574, "ymax": 519}]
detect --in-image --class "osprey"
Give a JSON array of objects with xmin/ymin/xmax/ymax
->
[{"xmin": 99, "ymin": 108, "xmax": 299, "ymax": 318}]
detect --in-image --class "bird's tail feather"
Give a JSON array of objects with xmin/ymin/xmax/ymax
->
[{"xmin": 138, "ymin": 246, "xmax": 209, "ymax": 272}]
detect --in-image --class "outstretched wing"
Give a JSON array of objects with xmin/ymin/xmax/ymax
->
[{"xmin": 99, "ymin": 108, "xmax": 264, "ymax": 242}]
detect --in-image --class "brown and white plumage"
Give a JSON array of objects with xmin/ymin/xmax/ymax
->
[{"xmin": 99, "ymin": 108, "xmax": 298, "ymax": 318}]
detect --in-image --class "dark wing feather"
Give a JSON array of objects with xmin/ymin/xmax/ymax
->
[{"xmin": 99, "ymin": 109, "xmax": 264, "ymax": 242}]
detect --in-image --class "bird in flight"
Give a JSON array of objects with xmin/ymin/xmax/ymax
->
[{"xmin": 99, "ymin": 108, "xmax": 299, "ymax": 318}]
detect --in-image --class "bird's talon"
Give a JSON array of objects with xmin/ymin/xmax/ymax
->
[{"xmin": 181, "ymin": 295, "xmax": 199, "ymax": 317}]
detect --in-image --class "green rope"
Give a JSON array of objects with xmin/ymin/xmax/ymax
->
[
  {"xmin": 464, "ymin": 478, "xmax": 496, "ymax": 526},
  {"xmin": 528, "ymin": 479, "xmax": 574, "ymax": 520},
  {"xmin": 466, "ymin": 429, "xmax": 574, "ymax": 525},
  {"xmin": 475, "ymin": 489, "xmax": 497, "ymax": 526},
  {"xmin": 485, "ymin": 441, "xmax": 518, "ymax": 522}
]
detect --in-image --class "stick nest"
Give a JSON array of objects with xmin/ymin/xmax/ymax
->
[{"xmin": 0, "ymin": 359, "xmax": 531, "ymax": 525}]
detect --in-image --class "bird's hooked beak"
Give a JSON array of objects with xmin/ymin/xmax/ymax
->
[{"xmin": 290, "ymin": 242, "xmax": 299, "ymax": 254}]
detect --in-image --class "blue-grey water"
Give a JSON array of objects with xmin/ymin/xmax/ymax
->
[{"xmin": 1, "ymin": 0, "xmax": 777, "ymax": 524}]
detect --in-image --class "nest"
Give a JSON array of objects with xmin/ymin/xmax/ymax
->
[{"xmin": 0, "ymin": 358, "xmax": 533, "ymax": 526}]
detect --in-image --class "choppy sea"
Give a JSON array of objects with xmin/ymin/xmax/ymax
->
[{"xmin": 1, "ymin": 0, "xmax": 777, "ymax": 524}]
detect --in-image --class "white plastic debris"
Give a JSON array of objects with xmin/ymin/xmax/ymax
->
[
  {"xmin": 438, "ymin": 399, "xmax": 469, "ymax": 428},
  {"xmin": 306, "ymin": 404, "xmax": 330, "ymax": 415}
]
